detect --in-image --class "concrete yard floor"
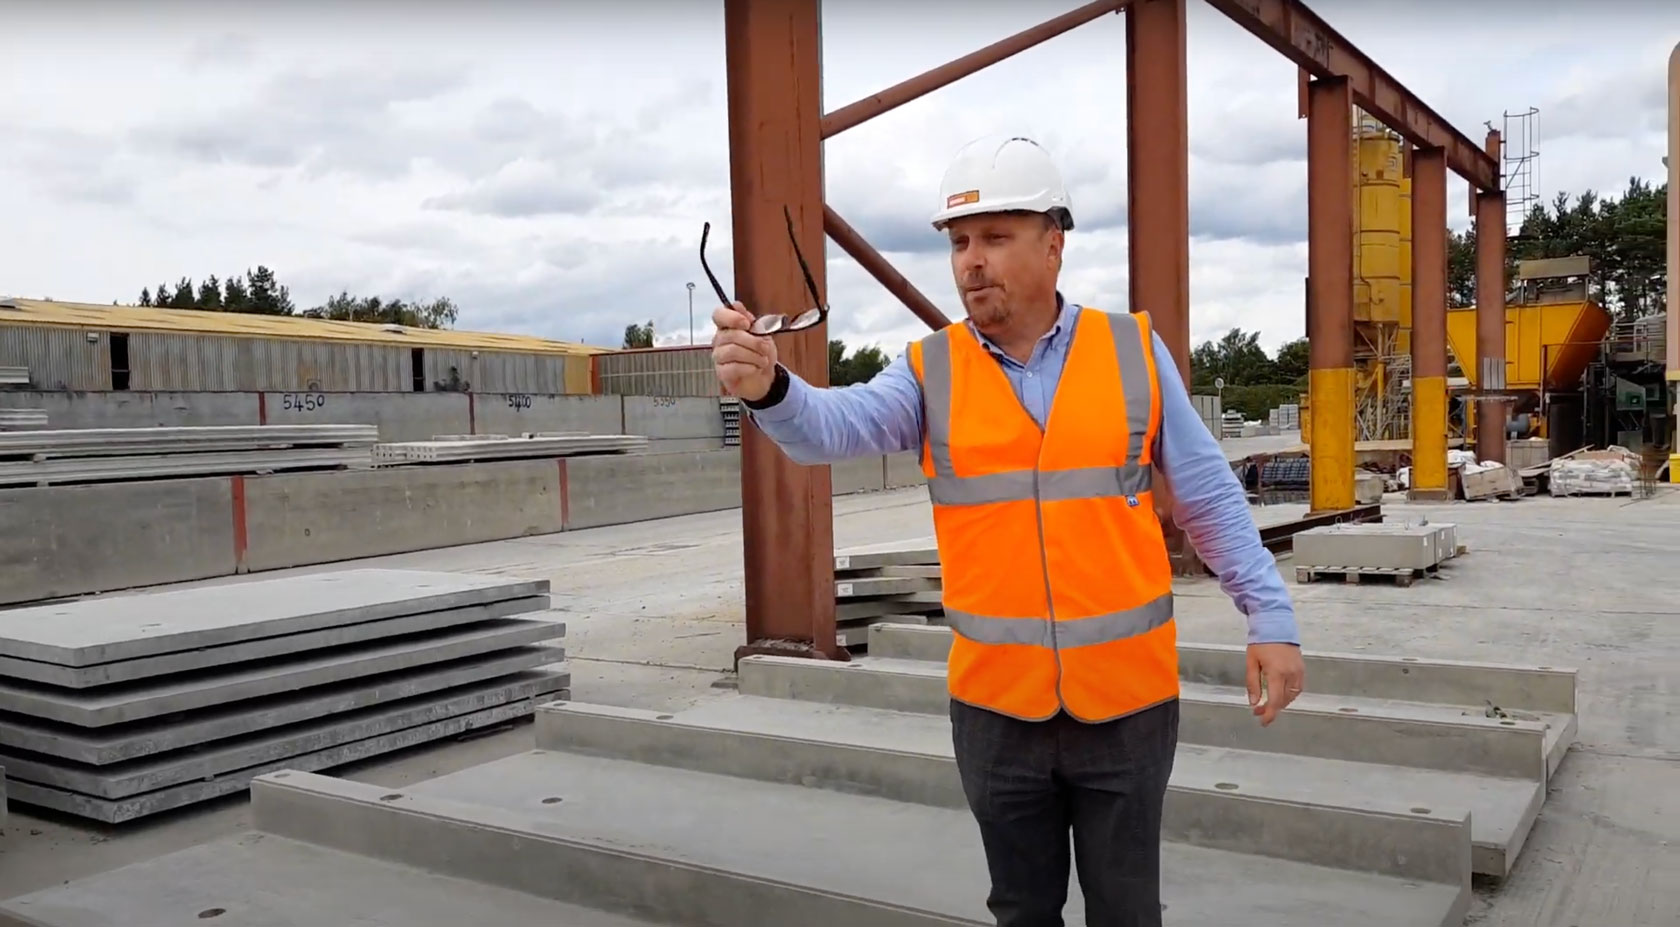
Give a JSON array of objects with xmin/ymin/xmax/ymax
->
[{"xmin": 2, "ymin": 486, "xmax": 1677, "ymax": 926}]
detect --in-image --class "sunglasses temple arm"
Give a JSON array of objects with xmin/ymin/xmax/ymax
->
[
  {"xmin": 783, "ymin": 205, "xmax": 825, "ymax": 311},
  {"xmin": 699, "ymin": 225, "xmax": 736, "ymax": 307}
]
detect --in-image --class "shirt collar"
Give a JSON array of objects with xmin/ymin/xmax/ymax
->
[{"xmin": 968, "ymin": 291, "xmax": 1079, "ymax": 362}]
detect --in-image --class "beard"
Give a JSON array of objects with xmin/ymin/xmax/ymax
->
[{"xmin": 962, "ymin": 284, "xmax": 1010, "ymax": 330}]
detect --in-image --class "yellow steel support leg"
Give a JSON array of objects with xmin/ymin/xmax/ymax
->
[
  {"xmin": 1309, "ymin": 366, "xmax": 1356, "ymax": 512},
  {"xmin": 1409, "ymin": 375, "xmax": 1450, "ymax": 499}
]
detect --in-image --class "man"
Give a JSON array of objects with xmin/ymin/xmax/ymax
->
[{"xmin": 710, "ymin": 135, "xmax": 1305, "ymax": 927}]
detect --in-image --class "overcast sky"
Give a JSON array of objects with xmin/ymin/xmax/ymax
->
[{"xmin": 2, "ymin": 0, "xmax": 1675, "ymax": 356}]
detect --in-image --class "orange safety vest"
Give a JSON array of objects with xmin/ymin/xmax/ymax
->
[{"xmin": 907, "ymin": 307, "xmax": 1179, "ymax": 723}]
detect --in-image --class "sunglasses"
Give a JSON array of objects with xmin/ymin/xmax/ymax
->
[{"xmin": 700, "ymin": 205, "xmax": 828, "ymax": 336}]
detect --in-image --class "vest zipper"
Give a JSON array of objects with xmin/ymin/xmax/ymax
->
[{"xmin": 1031, "ymin": 463, "xmax": 1065, "ymax": 712}]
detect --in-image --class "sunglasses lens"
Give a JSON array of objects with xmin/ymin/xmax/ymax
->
[
  {"xmin": 789, "ymin": 308, "xmax": 823, "ymax": 330},
  {"xmin": 750, "ymin": 315, "xmax": 784, "ymax": 335}
]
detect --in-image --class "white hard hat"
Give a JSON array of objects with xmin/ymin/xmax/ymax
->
[{"xmin": 930, "ymin": 135, "xmax": 1074, "ymax": 231}]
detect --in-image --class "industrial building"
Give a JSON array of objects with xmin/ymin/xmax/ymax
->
[{"xmin": 0, "ymin": 297, "xmax": 604, "ymax": 395}]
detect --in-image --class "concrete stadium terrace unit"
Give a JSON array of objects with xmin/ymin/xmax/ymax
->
[{"xmin": 724, "ymin": 0, "xmax": 1510, "ymax": 663}]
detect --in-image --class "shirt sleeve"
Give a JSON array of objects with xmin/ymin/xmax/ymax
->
[
  {"xmin": 1148, "ymin": 331, "xmax": 1301, "ymax": 646},
  {"xmin": 745, "ymin": 350, "xmax": 925, "ymax": 465}
]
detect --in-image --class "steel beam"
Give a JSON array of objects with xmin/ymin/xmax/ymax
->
[
  {"xmin": 822, "ymin": 206, "xmax": 951, "ymax": 331},
  {"xmin": 1474, "ymin": 186, "xmax": 1509, "ymax": 465},
  {"xmin": 821, "ymin": 0, "xmax": 1130, "ymax": 139},
  {"xmin": 1306, "ymin": 76, "xmax": 1356, "ymax": 513},
  {"xmin": 1210, "ymin": 0, "xmax": 1500, "ymax": 192},
  {"xmin": 1409, "ymin": 146, "xmax": 1450, "ymax": 500},
  {"xmin": 1126, "ymin": 0, "xmax": 1200, "ymax": 576},
  {"xmin": 724, "ymin": 0, "xmax": 841, "ymax": 662}
]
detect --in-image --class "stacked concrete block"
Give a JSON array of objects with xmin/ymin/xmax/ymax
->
[
  {"xmin": 0, "ymin": 569, "xmax": 568, "ymax": 823},
  {"xmin": 1294, "ymin": 522, "xmax": 1459, "ymax": 584},
  {"xmin": 2, "ymin": 623, "xmax": 1576, "ymax": 927}
]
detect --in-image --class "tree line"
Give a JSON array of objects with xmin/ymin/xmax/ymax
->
[
  {"xmin": 136, "ymin": 266, "xmax": 460, "ymax": 330},
  {"xmin": 623, "ymin": 321, "xmax": 889, "ymax": 387},
  {"xmin": 1448, "ymin": 177, "xmax": 1667, "ymax": 319}
]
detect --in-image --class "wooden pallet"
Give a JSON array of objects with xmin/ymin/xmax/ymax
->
[{"xmin": 1295, "ymin": 562, "xmax": 1442, "ymax": 587}]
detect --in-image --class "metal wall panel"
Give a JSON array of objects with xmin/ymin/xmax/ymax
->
[
  {"xmin": 0, "ymin": 324, "xmax": 111, "ymax": 390},
  {"xmin": 423, "ymin": 348, "xmax": 574, "ymax": 394},
  {"xmin": 127, "ymin": 333, "xmax": 409, "ymax": 392},
  {"xmin": 595, "ymin": 348, "xmax": 719, "ymax": 397}
]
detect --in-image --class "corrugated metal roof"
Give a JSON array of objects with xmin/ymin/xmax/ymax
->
[{"xmin": 0, "ymin": 297, "xmax": 614, "ymax": 357}]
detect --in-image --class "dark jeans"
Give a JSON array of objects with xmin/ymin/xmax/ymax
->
[{"xmin": 949, "ymin": 697, "xmax": 1179, "ymax": 927}]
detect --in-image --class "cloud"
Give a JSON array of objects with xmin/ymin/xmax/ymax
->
[{"xmin": 0, "ymin": 0, "xmax": 1673, "ymax": 358}]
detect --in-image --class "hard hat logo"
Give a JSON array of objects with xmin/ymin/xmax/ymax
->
[{"xmin": 930, "ymin": 134, "xmax": 1075, "ymax": 232}]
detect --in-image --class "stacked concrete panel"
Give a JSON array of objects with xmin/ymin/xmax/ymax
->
[
  {"xmin": 832, "ymin": 538, "xmax": 941, "ymax": 648},
  {"xmin": 0, "ymin": 569, "xmax": 568, "ymax": 823},
  {"xmin": 0, "ymin": 623, "xmax": 1576, "ymax": 926},
  {"xmin": 0, "ymin": 424, "xmax": 377, "ymax": 487},
  {"xmin": 371, "ymin": 434, "xmax": 648, "ymax": 464}
]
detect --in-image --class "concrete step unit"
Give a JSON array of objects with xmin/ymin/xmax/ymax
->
[
  {"xmin": 229, "ymin": 758, "xmax": 1466, "ymax": 927},
  {"xmin": 868, "ymin": 623, "xmax": 1578, "ymax": 779},
  {"xmin": 536, "ymin": 698, "xmax": 1476, "ymax": 887},
  {"xmin": 0, "ymin": 833, "xmax": 664, "ymax": 927},
  {"xmin": 739, "ymin": 625, "xmax": 1581, "ymax": 880}
]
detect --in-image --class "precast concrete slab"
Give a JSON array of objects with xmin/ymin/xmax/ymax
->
[
  {"xmin": 0, "ymin": 620, "xmax": 564, "ymax": 727},
  {"xmin": 867, "ymin": 624, "xmax": 1578, "ymax": 778},
  {"xmin": 0, "ymin": 833, "xmax": 665, "ymax": 927},
  {"xmin": 0, "ymin": 646, "xmax": 564, "ymax": 765},
  {"xmin": 739, "ymin": 655, "xmax": 1553, "ymax": 781},
  {"xmin": 0, "ymin": 596, "xmax": 552, "ymax": 689},
  {"xmin": 243, "ymin": 761, "xmax": 1469, "ymax": 927},
  {"xmin": 3, "ymin": 686, "xmax": 566, "ymax": 824},
  {"xmin": 0, "ymin": 569, "xmax": 549, "ymax": 666},
  {"xmin": 537, "ymin": 697, "xmax": 1494, "ymax": 882},
  {"xmin": 0, "ymin": 669, "xmax": 571, "ymax": 800}
]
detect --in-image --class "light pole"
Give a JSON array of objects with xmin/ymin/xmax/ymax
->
[{"xmin": 686, "ymin": 282, "xmax": 696, "ymax": 345}]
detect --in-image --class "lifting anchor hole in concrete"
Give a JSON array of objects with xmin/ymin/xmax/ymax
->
[
  {"xmin": 1499, "ymin": 721, "xmax": 1516, "ymax": 726},
  {"xmin": 1401, "ymin": 657, "xmax": 1419, "ymax": 662},
  {"xmin": 1410, "ymin": 807, "xmax": 1432, "ymax": 815},
  {"xmin": 379, "ymin": 793, "xmax": 403, "ymax": 802},
  {"xmin": 198, "ymin": 909, "xmax": 226, "ymax": 919},
  {"xmin": 1338, "ymin": 707, "xmax": 1360, "ymax": 713},
  {"xmin": 272, "ymin": 773, "xmax": 289, "ymax": 779},
  {"xmin": 657, "ymin": 714, "xmax": 675, "ymax": 720},
  {"xmin": 541, "ymin": 796, "xmax": 564, "ymax": 805},
  {"xmin": 1214, "ymin": 782, "xmax": 1240, "ymax": 791}
]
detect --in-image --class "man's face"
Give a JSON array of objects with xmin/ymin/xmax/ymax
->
[{"xmin": 945, "ymin": 211, "xmax": 1062, "ymax": 334}]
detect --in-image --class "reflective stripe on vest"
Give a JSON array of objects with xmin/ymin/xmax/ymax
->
[{"xmin": 909, "ymin": 307, "xmax": 1178, "ymax": 722}]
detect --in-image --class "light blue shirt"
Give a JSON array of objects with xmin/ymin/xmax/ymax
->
[{"xmin": 749, "ymin": 294, "xmax": 1300, "ymax": 646}]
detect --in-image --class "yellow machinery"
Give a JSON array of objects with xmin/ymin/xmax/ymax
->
[
  {"xmin": 1352, "ymin": 114, "xmax": 1411, "ymax": 441},
  {"xmin": 1301, "ymin": 112, "xmax": 1612, "ymax": 448},
  {"xmin": 1445, "ymin": 255, "xmax": 1612, "ymax": 436},
  {"xmin": 1299, "ymin": 111, "xmax": 1413, "ymax": 442}
]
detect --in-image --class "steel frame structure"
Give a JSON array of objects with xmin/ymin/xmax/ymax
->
[{"xmin": 723, "ymin": 0, "xmax": 1506, "ymax": 661}]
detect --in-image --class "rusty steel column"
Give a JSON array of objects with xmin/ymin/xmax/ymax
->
[
  {"xmin": 1126, "ymin": 0, "xmax": 1190, "ymax": 380},
  {"xmin": 1409, "ymin": 146, "xmax": 1450, "ymax": 500},
  {"xmin": 1125, "ymin": 0, "xmax": 1197, "ymax": 575},
  {"xmin": 1306, "ymin": 76, "xmax": 1356, "ymax": 513},
  {"xmin": 724, "ymin": 0, "xmax": 840, "ymax": 662},
  {"xmin": 1474, "ymin": 128, "xmax": 1508, "ymax": 466},
  {"xmin": 1473, "ymin": 186, "xmax": 1508, "ymax": 465}
]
